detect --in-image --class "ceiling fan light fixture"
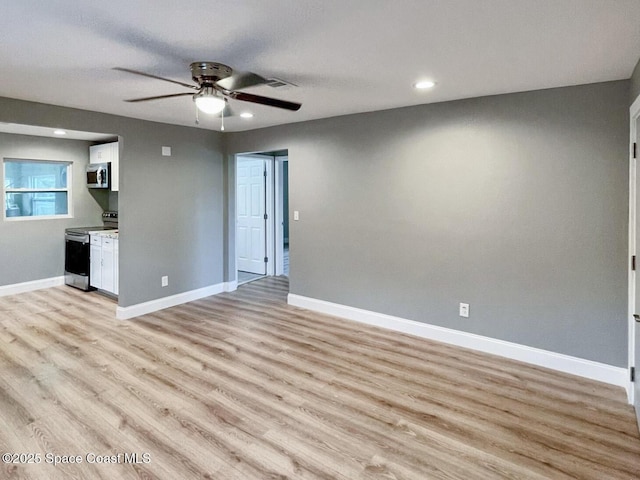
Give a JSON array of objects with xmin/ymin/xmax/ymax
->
[
  {"xmin": 194, "ymin": 88, "xmax": 226, "ymax": 114},
  {"xmin": 117, "ymin": 62, "xmax": 303, "ymax": 114},
  {"xmin": 240, "ymin": 112, "xmax": 254, "ymax": 119}
]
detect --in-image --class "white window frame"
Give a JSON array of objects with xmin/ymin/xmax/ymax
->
[{"xmin": 3, "ymin": 158, "xmax": 73, "ymax": 221}]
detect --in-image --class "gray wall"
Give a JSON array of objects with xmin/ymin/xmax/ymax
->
[
  {"xmin": 631, "ymin": 56, "xmax": 640, "ymax": 104},
  {"xmin": 0, "ymin": 80, "xmax": 630, "ymax": 366},
  {"xmin": 0, "ymin": 97, "xmax": 224, "ymax": 307},
  {"xmin": 226, "ymin": 80, "xmax": 629, "ymax": 367},
  {"xmin": 0, "ymin": 133, "xmax": 104, "ymax": 285}
]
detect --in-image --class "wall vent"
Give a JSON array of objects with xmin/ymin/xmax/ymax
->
[{"xmin": 266, "ymin": 77, "xmax": 297, "ymax": 88}]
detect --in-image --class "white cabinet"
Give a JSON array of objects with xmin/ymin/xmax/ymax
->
[
  {"xmin": 101, "ymin": 237, "xmax": 115, "ymax": 293},
  {"xmin": 90, "ymin": 234, "xmax": 119, "ymax": 295},
  {"xmin": 110, "ymin": 143, "xmax": 119, "ymax": 192},
  {"xmin": 89, "ymin": 143, "xmax": 111, "ymax": 163},
  {"xmin": 90, "ymin": 241, "xmax": 102, "ymax": 289},
  {"xmin": 114, "ymin": 239, "xmax": 119, "ymax": 296},
  {"xmin": 89, "ymin": 142, "xmax": 119, "ymax": 191}
]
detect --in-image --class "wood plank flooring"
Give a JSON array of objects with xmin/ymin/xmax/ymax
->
[{"xmin": 0, "ymin": 276, "xmax": 638, "ymax": 479}]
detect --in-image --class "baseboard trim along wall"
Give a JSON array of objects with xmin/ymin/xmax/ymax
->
[
  {"xmin": 224, "ymin": 280, "xmax": 238, "ymax": 293},
  {"xmin": 0, "ymin": 276, "xmax": 65, "ymax": 297},
  {"xmin": 116, "ymin": 281, "xmax": 234, "ymax": 320},
  {"xmin": 287, "ymin": 293, "xmax": 629, "ymax": 392}
]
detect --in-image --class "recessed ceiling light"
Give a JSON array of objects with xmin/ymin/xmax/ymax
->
[
  {"xmin": 414, "ymin": 80, "xmax": 436, "ymax": 89},
  {"xmin": 240, "ymin": 112, "xmax": 254, "ymax": 119},
  {"xmin": 53, "ymin": 129, "xmax": 67, "ymax": 135}
]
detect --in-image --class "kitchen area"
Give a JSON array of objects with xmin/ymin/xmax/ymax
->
[
  {"xmin": 64, "ymin": 141, "xmax": 120, "ymax": 297},
  {"xmin": 0, "ymin": 124, "xmax": 121, "ymax": 299},
  {"xmin": 2, "ymin": 113, "xmax": 225, "ymax": 314}
]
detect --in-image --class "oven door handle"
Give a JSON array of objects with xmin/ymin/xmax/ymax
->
[{"xmin": 65, "ymin": 233, "xmax": 89, "ymax": 243}]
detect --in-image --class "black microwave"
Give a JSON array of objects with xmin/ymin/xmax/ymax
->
[{"xmin": 87, "ymin": 162, "xmax": 110, "ymax": 189}]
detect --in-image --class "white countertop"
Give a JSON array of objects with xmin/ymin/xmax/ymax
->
[{"xmin": 90, "ymin": 230, "xmax": 119, "ymax": 239}]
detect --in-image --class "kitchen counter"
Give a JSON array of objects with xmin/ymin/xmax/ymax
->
[
  {"xmin": 100, "ymin": 231, "xmax": 119, "ymax": 239},
  {"xmin": 89, "ymin": 230, "xmax": 118, "ymax": 239}
]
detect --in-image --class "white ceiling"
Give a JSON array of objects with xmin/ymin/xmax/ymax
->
[
  {"xmin": 0, "ymin": 123, "xmax": 115, "ymax": 141},
  {"xmin": 1, "ymin": 0, "xmax": 640, "ymax": 133}
]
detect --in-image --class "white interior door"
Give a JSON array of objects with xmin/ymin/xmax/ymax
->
[{"xmin": 237, "ymin": 156, "xmax": 266, "ymax": 274}]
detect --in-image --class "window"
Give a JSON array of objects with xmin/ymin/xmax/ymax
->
[{"xmin": 3, "ymin": 159, "xmax": 72, "ymax": 219}]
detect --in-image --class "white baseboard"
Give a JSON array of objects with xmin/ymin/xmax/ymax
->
[
  {"xmin": 0, "ymin": 276, "xmax": 65, "ymax": 297},
  {"xmin": 117, "ymin": 282, "xmax": 227, "ymax": 320},
  {"xmin": 224, "ymin": 280, "xmax": 238, "ymax": 292},
  {"xmin": 288, "ymin": 294, "xmax": 629, "ymax": 392}
]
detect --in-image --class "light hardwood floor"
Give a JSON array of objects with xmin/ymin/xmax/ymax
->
[
  {"xmin": 237, "ymin": 271, "xmax": 266, "ymax": 285},
  {"xmin": 0, "ymin": 277, "xmax": 639, "ymax": 479}
]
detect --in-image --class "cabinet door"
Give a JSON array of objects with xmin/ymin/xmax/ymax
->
[
  {"xmin": 90, "ymin": 244, "xmax": 102, "ymax": 288},
  {"xmin": 113, "ymin": 239, "xmax": 119, "ymax": 295},
  {"xmin": 101, "ymin": 238, "xmax": 115, "ymax": 293},
  {"xmin": 109, "ymin": 142, "xmax": 119, "ymax": 191},
  {"xmin": 89, "ymin": 144, "xmax": 107, "ymax": 164}
]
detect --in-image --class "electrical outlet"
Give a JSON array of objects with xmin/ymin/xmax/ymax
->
[
  {"xmin": 459, "ymin": 303, "xmax": 469, "ymax": 318},
  {"xmin": 161, "ymin": 276, "xmax": 169, "ymax": 287}
]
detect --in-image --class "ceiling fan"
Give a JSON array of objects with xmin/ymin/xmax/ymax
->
[{"xmin": 114, "ymin": 62, "xmax": 301, "ymax": 124}]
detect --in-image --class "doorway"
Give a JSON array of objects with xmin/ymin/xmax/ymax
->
[{"xmin": 235, "ymin": 151, "xmax": 289, "ymax": 286}]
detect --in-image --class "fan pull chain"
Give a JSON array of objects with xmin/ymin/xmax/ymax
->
[{"xmin": 195, "ymin": 104, "xmax": 200, "ymax": 125}]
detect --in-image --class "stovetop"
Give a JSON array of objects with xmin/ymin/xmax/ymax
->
[
  {"xmin": 65, "ymin": 226, "xmax": 117, "ymax": 234},
  {"xmin": 66, "ymin": 211, "xmax": 118, "ymax": 234}
]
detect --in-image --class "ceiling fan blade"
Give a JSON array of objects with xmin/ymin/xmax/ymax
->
[
  {"xmin": 125, "ymin": 92, "xmax": 194, "ymax": 103},
  {"xmin": 114, "ymin": 67, "xmax": 198, "ymax": 90},
  {"xmin": 216, "ymin": 71, "xmax": 268, "ymax": 91},
  {"xmin": 226, "ymin": 91, "xmax": 301, "ymax": 111}
]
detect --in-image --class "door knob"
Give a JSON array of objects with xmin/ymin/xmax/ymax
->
[{"xmin": 634, "ymin": 314, "xmax": 640, "ymax": 322}]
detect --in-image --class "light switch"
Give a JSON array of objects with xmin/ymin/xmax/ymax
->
[
  {"xmin": 162, "ymin": 146, "xmax": 171, "ymax": 156},
  {"xmin": 294, "ymin": 211, "xmax": 299, "ymax": 221}
]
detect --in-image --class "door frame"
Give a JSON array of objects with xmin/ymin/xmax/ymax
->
[
  {"xmin": 274, "ymin": 156, "xmax": 288, "ymax": 276},
  {"xmin": 628, "ymin": 94, "xmax": 640, "ymax": 405},
  {"xmin": 233, "ymin": 151, "xmax": 284, "ymax": 280},
  {"xmin": 265, "ymin": 157, "xmax": 275, "ymax": 276}
]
